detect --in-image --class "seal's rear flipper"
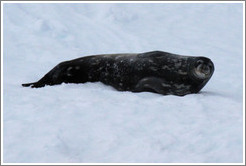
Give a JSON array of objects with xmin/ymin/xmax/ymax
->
[
  {"xmin": 22, "ymin": 83, "xmax": 34, "ymax": 87},
  {"xmin": 22, "ymin": 82, "xmax": 45, "ymax": 88},
  {"xmin": 22, "ymin": 61, "xmax": 75, "ymax": 88}
]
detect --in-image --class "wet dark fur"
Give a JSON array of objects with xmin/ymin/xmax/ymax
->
[{"xmin": 22, "ymin": 51, "xmax": 214, "ymax": 96}]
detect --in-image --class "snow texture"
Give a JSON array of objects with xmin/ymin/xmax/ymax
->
[{"xmin": 2, "ymin": 2, "xmax": 244, "ymax": 163}]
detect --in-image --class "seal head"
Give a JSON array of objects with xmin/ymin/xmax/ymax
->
[
  {"xmin": 187, "ymin": 57, "xmax": 214, "ymax": 93},
  {"xmin": 189, "ymin": 57, "xmax": 214, "ymax": 81}
]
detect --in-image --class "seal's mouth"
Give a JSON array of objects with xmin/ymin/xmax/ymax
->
[{"xmin": 193, "ymin": 59, "xmax": 214, "ymax": 79}]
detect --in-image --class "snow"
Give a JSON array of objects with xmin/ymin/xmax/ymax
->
[{"xmin": 2, "ymin": 2, "xmax": 244, "ymax": 163}]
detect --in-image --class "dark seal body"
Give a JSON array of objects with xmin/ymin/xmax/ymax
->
[{"xmin": 22, "ymin": 51, "xmax": 214, "ymax": 96}]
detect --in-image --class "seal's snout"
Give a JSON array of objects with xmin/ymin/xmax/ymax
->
[
  {"xmin": 197, "ymin": 61, "xmax": 210, "ymax": 74},
  {"xmin": 201, "ymin": 65, "xmax": 211, "ymax": 75}
]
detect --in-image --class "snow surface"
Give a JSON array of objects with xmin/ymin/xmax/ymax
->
[{"xmin": 2, "ymin": 2, "xmax": 244, "ymax": 163}]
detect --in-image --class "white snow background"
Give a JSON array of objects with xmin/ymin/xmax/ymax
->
[{"xmin": 2, "ymin": 2, "xmax": 244, "ymax": 163}]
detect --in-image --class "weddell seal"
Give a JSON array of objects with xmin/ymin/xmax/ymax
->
[{"xmin": 22, "ymin": 51, "xmax": 214, "ymax": 96}]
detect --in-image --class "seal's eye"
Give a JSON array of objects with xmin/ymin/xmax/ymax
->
[
  {"xmin": 208, "ymin": 63, "xmax": 213, "ymax": 69},
  {"xmin": 196, "ymin": 60, "xmax": 203, "ymax": 66}
]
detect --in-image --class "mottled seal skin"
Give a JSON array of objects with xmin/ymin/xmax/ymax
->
[{"xmin": 22, "ymin": 51, "xmax": 214, "ymax": 96}]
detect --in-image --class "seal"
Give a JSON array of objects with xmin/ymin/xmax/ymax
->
[{"xmin": 22, "ymin": 51, "xmax": 214, "ymax": 96}]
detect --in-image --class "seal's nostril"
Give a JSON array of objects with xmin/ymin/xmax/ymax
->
[
  {"xmin": 203, "ymin": 67, "xmax": 210, "ymax": 75},
  {"xmin": 200, "ymin": 65, "xmax": 208, "ymax": 74}
]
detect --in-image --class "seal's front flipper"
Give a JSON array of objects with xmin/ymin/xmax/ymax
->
[
  {"xmin": 134, "ymin": 77, "xmax": 191, "ymax": 96},
  {"xmin": 134, "ymin": 77, "xmax": 171, "ymax": 95}
]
